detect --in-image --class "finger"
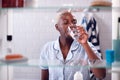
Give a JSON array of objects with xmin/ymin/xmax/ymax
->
[
  {"xmin": 77, "ymin": 29, "xmax": 86, "ymax": 35},
  {"xmin": 76, "ymin": 26, "xmax": 84, "ymax": 29},
  {"xmin": 76, "ymin": 27, "xmax": 85, "ymax": 32},
  {"xmin": 76, "ymin": 25, "xmax": 83, "ymax": 28},
  {"xmin": 79, "ymin": 33, "xmax": 88, "ymax": 39}
]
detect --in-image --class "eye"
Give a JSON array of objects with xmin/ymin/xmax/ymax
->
[
  {"xmin": 72, "ymin": 19, "xmax": 77, "ymax": 24},
  {"xmin": 63, "ymin": 19, "xmax": 69, "ymax": 25}
]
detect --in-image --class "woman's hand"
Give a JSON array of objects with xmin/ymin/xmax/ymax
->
[{"xmin": 76, "ymin": 26, "xmax": 88, "ymax": 45}]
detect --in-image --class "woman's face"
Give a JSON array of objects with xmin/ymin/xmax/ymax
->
[{"xmin": 56, "ymin": 12, "xmax": 77, "ymax": 38}]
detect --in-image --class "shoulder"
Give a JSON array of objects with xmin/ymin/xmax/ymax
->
[
  {"xmin": 40, "ymin": 41, "xmax": 56, "ymax": 58},
  {"xmin": 42, "ymin": 41, "xmax": 55, "ymax": 51}
]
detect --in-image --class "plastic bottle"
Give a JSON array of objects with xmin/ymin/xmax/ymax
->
[
  {"xmin": 74, "ymin": 71, "xmax": 83, "ymax": 80},
  {"xmin": 113, "ymin": 17, "xmax": 120, "ymax": 61}
]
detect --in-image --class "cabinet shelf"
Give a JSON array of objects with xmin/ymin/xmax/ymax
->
[
  {"xmin": 0, "ymin": 59, "xmax": 39, "ymax": 67},
  {"xmin": 0, "ymin": 59, "xmax": 115, "ymax": 68},
  {"xmin": 0, "ymin": 6, "xmax": 113, "ymax": 12}
]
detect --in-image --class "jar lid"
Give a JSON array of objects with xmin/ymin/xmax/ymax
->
[{"xmin": 90, "ymin": 0, "xmax": 112, "ymax": 6}]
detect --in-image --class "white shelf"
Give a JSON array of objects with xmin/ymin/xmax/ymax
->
[
  {"xmin": 0, "ymin": 59, "xmax": 39, "ymax": 67},
  {"xmin": 0, "ymin": 6, "xmax": 112, "ymax": 12}
]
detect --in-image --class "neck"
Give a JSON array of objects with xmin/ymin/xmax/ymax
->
[{"xmin": 59, "ymin": 36, "xmax": 73, "ymax": 48}]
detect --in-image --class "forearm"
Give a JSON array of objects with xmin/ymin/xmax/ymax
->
[
  {"xmin": 41, "ymin": 69, "xmax": 49, "ymax": 80},
  {"xmin": 91, "ymin": 68, "xmax": 106, "ymax": 79},
  {"xmin": 82, "ymin": 43, "xmax": 99, "ymax": 60},
  {"xmin": 82, "ymin": 43, "xmax": 106, "ymax": 79}
]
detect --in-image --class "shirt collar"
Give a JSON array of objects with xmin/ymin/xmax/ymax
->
[
  {"xmin": 53, "ymin": 38, "xmax": 79, "ymax": 51},
  {"xmin": 53, "ymin": 38, "xmax": 80, "ymax": 62}
]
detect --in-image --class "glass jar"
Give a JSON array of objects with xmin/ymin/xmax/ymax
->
[
  {"xmin": 2, "ymin": 0, "xmax": 24, "ymax": 8},
  {"xmin": 113, "ymin": 17, "xmax": 120, "ymax": 62}
]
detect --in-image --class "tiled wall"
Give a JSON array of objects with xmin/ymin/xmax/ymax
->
[{"xmin": 12, "ymin": 10, "xmax": 59, "ymax": 80}]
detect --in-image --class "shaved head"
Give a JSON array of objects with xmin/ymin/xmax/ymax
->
[{"xmin": 56, "ymin": 11, "xmax": 74, "ymax": 24}]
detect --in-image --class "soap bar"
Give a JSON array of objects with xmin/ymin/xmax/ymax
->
[
  {"xmin": 5, "ymin": 54, "xmax": 23, "ymax": 60},
  {"xmin": 74, "ymin": 71, "xmax": 83, "ymax": 80}
]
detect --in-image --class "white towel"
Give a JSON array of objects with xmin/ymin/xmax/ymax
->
[{"xmin": 81, "ymin": 15, "xmax": 101, "ymax": 53}]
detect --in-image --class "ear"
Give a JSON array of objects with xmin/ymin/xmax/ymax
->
[{"xmin": 55, "ymin": 24, "xmax": 59, "ymax": 31}]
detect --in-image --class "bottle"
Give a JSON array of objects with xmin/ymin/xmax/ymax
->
[
  {"xmin": 0, "ymin": 0, "xmax": 2, "ymax": 7},
  {"xmin": 17, "ymin": 0, "xmax": 24, "ymax": 7},
  {"xmin": 24, "ymin": 0, "xmax": 38, "ymax": 8},
  {"xmin": 2, "ymin": 0, "xmax": 24, "ymax": 8},
  {"xmin": 2, "ymin": 0, "xmax": 8, "ymax": 7},
  {"xmin": 117, "ymin": 17, "xmax": 120, "ymax": 39},
  {"xmin": 113, "ymin": 17, "xmax": 120, "ymax": 62},
  {"xmin": 74, "ymin": 71, "xmax": 83, "ymax": 80},
  {"xmin": 105, "ymin": 50, "xmax": 114, "ymax": 66}
]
